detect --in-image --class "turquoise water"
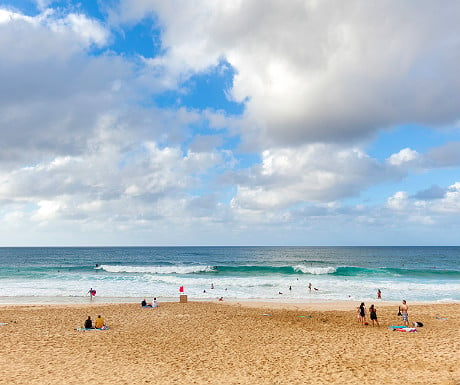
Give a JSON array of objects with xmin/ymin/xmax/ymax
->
[{"xmin": 0, "ymin": 246, "xmax": 458, "ymax": 302}]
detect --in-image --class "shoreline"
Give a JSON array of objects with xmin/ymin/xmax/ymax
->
[{"xmin": 0, "ymin": 295, "xmax": 458, "ymax": 309}]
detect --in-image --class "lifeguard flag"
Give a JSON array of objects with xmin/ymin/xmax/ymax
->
[{"xmin": 179, "ymin": 286, "xmax": 184, "ymax": 293}]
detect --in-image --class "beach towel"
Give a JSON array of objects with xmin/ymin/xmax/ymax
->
[
  {"xmin": 0, "ymin": 322, "xmax": 8, "ymax": 326},
  {"xmin": 76, "ymin": 326, "xmax": 109, "ymax": 331},
  {"xmin": 396, "ymin": 327, "xmax": 417, "ymax": 332},
  {"xmin": 391, "ymin": 327, "xmax": 417, "ymax": 332}
]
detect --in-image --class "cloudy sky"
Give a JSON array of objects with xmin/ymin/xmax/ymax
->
[{"xmin": 0, "ymin": 0, "xmax": 459, "ymax": 246}]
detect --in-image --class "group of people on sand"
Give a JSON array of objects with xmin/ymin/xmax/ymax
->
[
  {"xmin": 357, "ymin": 302, "xmax": 380, "ymax": 326},
  {"xmin": 141, "ymin": 298, "xmax": 158, "ymax": 308},
  {"xmin": 84, "ymin": 314, "xmax": 106, "ymax": 329},
  {"xmin": 357, "ymin": 299, "xmax": 409, "ymax": 327}
]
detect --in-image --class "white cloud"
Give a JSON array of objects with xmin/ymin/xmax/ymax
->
[
  {"xmin": 0, "ymin": 8, "xmax": 33, "ymax": 23},
  {"xmin": 50, "ymin": 12, "xmax": 109, "ymax": 48},
  {"xmin": 386, "ymin": 191, "xmax": 410, "ymax": 211},
  {"xmin": 433, "ymin": 182, "xmax": 460, "ymax": 213},
  {"xmin": 115, "ymin": 0, "xmax": 460, "ymax": 146},
  {"xmin": 384, "ymin": 182, "xmax": 460, "ymax": 226},
  {"xmin": 230, "ymin": 144, "xmax": 385, "ymax": 210},
  {"xmin": 32, "ymin": 200, "xmax": 63, "ymax": 222},
  {"xmin": 387, "ymin": 148, "xmax": 420, "ymax": 166},
  {"xmin": 1, "ymin": 2, "xmax": 460, "ymax": 245}
]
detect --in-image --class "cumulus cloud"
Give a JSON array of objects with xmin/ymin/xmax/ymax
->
[
  {"xmin": 229, "ymin": 144, "xmax": 386, "ymax": 210},
  {"xmin": 385, "ymin": 182, "xmax": 460, "ymax": 224},
  {"xmin": 387, "ymin": 148, "xmax": 420, "ymax": 167},
  {"xmin": 115, "ymin": 0, "xmax": 460, "ymax": 147},
  {"xmin": 229, "ymin": 139, "xmax": 460, "ymax": 215},
  {"xmin": 0, "ymin": 8, "xmax": 132, "ymax": 166},
  {"xmin": 1, "ymin": 2, "xmax": 460, "ymax": 245},
  {"xmin": 433, "ymin": 182, "xmax": 460, "ymax": 213}
]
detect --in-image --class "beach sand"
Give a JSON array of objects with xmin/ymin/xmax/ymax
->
[{"xmin": 0, "ymin": 300, "xmax": 458, "ymax": 385}]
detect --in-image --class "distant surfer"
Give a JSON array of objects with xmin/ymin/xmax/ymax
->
[{"xmin": 308, "ymin": 283, "xmax": 312, "ymax": 291}]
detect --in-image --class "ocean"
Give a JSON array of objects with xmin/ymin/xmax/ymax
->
[{"xmin": 0, "ymin": 246, "xmax": 458, "ymax": 304}]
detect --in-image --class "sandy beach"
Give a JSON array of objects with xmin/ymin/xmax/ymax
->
[{"xmin": 0, "ymin": 300, "xmax": 459, "ymax": 385}]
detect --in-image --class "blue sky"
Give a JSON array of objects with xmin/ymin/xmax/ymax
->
[{"xmin": 0, "ymin": 0, "xmax": 459, "ymax": 246}]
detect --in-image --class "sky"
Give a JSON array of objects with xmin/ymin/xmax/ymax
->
[{"xmin": 0, "ymin": 0, "xmax": 459, "ymax": 246}]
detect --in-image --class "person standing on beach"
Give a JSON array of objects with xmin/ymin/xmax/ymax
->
[
  {"xmin": 358, "ymin": 302, "xmax": 366, "ymax": 325},
  {"xmin": 88, "ymin": 288, "xmax": 96, "ymax": 301},
  {"xmin": 377, "ymin": 289, "xmax": 381, "ymax": 299},
  {"xmin": 399, "ymin": 300, "xmax": 409, "ymax": 326},
  {"xmin": 369, "ymin": 304, "xmax": 379, "ymax": 327}
]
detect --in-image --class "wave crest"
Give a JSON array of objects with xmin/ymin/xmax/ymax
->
[
  {"xmin": 98, "ymin": 265, "xmax": 215, "ymax": 274},
  {"xmin": 293, "ymin": 265, "xmax": 337, "ymax": 275}
]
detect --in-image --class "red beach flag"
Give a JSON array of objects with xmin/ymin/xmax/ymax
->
[{"xmin": 179, "ymin": 286, "xmax": 184, "ymax": 293}]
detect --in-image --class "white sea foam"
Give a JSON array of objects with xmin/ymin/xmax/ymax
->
[
  {"xmin": 99, "ymin": 265, "xmax": 214, "ymax": 274},
  {"xmin": 293, "ymin": 265, "xmax": 337, "ymax": 274},
  {"xmin": 1, "ymin": 273, "xmax": 459, "ymax": 301}
]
